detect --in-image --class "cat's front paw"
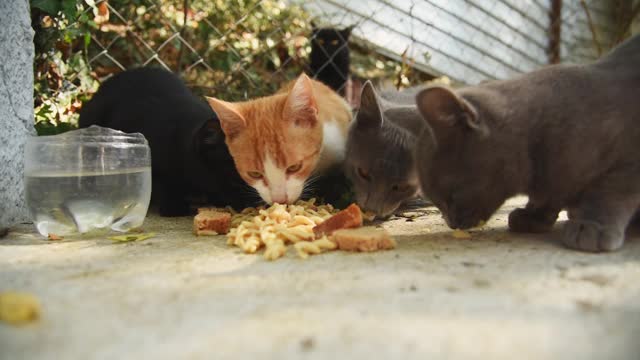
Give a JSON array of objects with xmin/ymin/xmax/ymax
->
[
  {"xmin": 562, "ymin": 219, "xmax": 624, "ymax": 252},
  {"xmin": 508, "ymin": 208, "xmax": 556, "ymax": 233}
]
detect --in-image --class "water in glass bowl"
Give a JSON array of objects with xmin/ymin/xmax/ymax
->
[{"xmin": 25, "ymin": 167, "xmax": 152, "ymax": 237}]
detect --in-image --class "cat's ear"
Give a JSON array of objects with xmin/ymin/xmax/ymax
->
[
  {"xmin": 198, "ymin": 119, "xmax": 224, "ymax": 146},
  {"xmin": 415, "ymin": 86, "xmax": 488, "ymax": 137},
  {"xmin": 205, "ymin": 97, "xmax": 247, "ymax": 140},
  {"xmin": 284, "ymin": 74, "xmax": 319, "ymax": 127},
  {"xmin": 341, "ymin": 25, "xmax": 354, "ymax": 39},
  {"xmin": 355, "ymin": 81, "xmax": 383, "ymax": 130},
  {"xmin": 310, "ymin": 20, "xmax": 317, "ymax": 31}
]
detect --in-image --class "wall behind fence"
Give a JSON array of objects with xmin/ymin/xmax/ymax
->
[
  {"xmin": 302, "ymin": 0, "xmax": 549, "ymax": 84},
  {"xmin": 562, "ymin": 0, "xmax": 640, "ymax": 64},
  {"xmin": 302, "ymin": 0, "xmax": 637, "ymax": 85}
]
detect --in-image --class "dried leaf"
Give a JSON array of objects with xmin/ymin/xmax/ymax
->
[
  {"xmin": 47, "ymin": 233, "xmax": 63, "ymax": 241},
  {"xmin": 109, "ymin": 232, "xmax": 156, "ymax": 243},
  {"xmin": 97, "ymin": 1, "xmax": 109, "ymax": 16},
  {"xmin": 451, "ymin": 229, "xmax": 471, "ymax": 239},
  {"xmin": 94, "ymin": 1, "xmax": 110, "ymax": 25}
]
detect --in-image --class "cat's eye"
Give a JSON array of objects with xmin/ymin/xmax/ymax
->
[
  {"xmin": 330, "ymin": 39, "xmax": 339, "ymax": 45},
  {"xmin": 247, "ymin": 171, "xmax": 263, "ymax": 179},
  {"xmin": 392, "ymin": 184, "xmax": 411, "ymax": 193},
  {"xmin": 287, "ymin": 162, "xmax": 303, "ymax": 174},
  {"xmin": 357, "ymin": 167, "xmax": 370, "ymax": 181},
  {"xmin": 317, "ymin": 39, "xmax": 325, "ymax": 45}
]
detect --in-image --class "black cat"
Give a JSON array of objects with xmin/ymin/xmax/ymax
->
[
  {"xmin": 78, "ymin": 67, "xmax": 252, "ymax": 216},
  {"xmin": 309, "ymin": 24, "xmax": 353, "ymax": 96}
]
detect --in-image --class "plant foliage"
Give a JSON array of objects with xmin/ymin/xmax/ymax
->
[{"xmin": 31, "ymin": 0, "xmax": 432, "ymax": 135}]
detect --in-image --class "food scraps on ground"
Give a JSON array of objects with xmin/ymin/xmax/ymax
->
[
  {"xmin": 450, "ymin": 221, "xmax": 487, "ymax": 239},
  {"xmin": 47, "ymin": 233, "xmax": 62, "ymax": 241},
  {"xmin": 451, "ymin": 229, "xmax": 472, "ymax": 239},
  {"xmin": 193, "ymin": 210, "xmax": 232, "ymax": 236},
  {"xmin": 195, "ymin": 199, "xmax": 396, "ymax": 260},
  {"xmin": 226, "ymin": 199, "xmax": 336, "ymax": 260},
  {"xmin": 293, "ymin": 237, "xmax": 337, "ymax": 259},
  {"xmin": 0, "ymin": 292, "xmax": 41, "ymax": 325},
  {"xmin": 312, "ymin": 203, "xmax": 363, "ymax": 238},
  {"xmin": 332, "ymin": 226, "xmax": 396, "ymax": 252}
]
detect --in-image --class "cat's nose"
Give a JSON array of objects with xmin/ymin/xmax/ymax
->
[
  {"xmin": 272, "ymin": 195, "xmax": 287, "ymax": 204},
  {"xmin": 270, "ymin": 187, "xmax": 288, "ymax": 204}
]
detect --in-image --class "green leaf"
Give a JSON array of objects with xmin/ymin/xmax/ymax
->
[
  {"xmin": 84, "ymin": 32, "xmax": 91, "ymax": 48},
  {"xmin": 35, "ymin": 104, "xmax": 53, "ymax": 119},
  {"xmin": 63, "ymin": 27, "xmax": 83, "ymax": 43},
  {"xmin": 61, "ymin": 0, "xmax": 77, "ymax": 21},
  {"xmin": 34, "ymin": 121, "xmax": 57, "ymax": 136},
  {"xmin": 31, "ymin": 0, "xmax": 61, "ymax": 15},
  {"xmin": 78, "ymin": 12, "xmax": 89, "ymax": 23},
  {"xmin": 57, "ymin": 122, "xmax": 77, "ymax": 133},
  {"xmin": 34, "ymin": 121, "xmax": 77, "ymax": 136}
]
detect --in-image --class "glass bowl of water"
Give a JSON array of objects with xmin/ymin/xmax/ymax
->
[{"xmin": 24, "ymin": 126, "xmax": 152, "ymax": 237}]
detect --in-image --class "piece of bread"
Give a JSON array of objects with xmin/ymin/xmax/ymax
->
[
  {"xmin": 330, "ymin": 226, "xmax": 396, "ymax": 252},
  {"xmin": 193, "ymin": 210, "xmax": 231, "ymax": 235},
  {"xmin": 313, "ymin": 203, "xmax": 363, "ymax": 238},
  {"xmin": 197, "ymin": 207, "xmax": 232, "ymax": 214}
]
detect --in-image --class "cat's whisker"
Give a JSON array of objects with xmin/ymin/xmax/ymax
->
[
  {"xmin": 234, "ymin": 184, "xmax": 269, "ymax": 208},
  {"xmin": 300, "ymin": 179, "xmax": 320, "ymax": 197},
  {"xmin": 245, "ymin": 193, "xmax": 264, "ymax": 204},
  {"xmin": 303, "ymin": 175, "xmax": 323, "ymax": 187},
  {"xmin": 235, "ymin": 185, "xmax": 264, "ymax": 204},
  {"xmin": 303, "ymin": 177, "xmax": 321, "ymax": 189},
  {"xmin": 300, "ymin": 191, "xmax": 317, "ymax": 201},
  {"xmin": 301, "ymin": 189, "xmax": 319, "ymax": 201},
  {"xmin": 302, "ymin": 184, "xmax": 318, "ymax": 194},
  {"xmin": 240, "ymin": 187, "xmax": 264, "ymax": 203}
]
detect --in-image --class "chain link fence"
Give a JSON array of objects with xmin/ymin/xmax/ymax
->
[{"xmin": 32, "ymin": 0, "xmax": 639, "ymax": 129}]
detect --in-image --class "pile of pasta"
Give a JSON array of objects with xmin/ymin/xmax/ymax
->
[{"xmin": 226, "ymin": 199, "xmax": 339, "ymax": 260}]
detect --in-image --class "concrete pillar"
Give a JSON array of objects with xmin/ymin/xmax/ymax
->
[{"xmin": 0, "ymin": 0, "xmax": 35, "ymax": 235}]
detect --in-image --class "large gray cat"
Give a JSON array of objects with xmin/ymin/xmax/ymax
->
[
  {"xmin": 344, "ymin": 82, "xmax": 426, "ymax": 217},
  {"xmin": 414, "ymin": 34, "xmax": 640, "ymax": 252}
]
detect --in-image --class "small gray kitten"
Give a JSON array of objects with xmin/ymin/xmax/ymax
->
[
  {"xmin": 344, "ymin": 81, "xmax": 426, "ymax": 217},
  {"xmin": 414, "ymin": 34, "xmax": 640, "ymax": 252}
]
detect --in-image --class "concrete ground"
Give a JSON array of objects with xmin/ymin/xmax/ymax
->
[{"xmin": 1, "ymin": 197, "xmax": 639, "ymax": 360}]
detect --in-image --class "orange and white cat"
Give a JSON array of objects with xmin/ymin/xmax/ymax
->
[{"xmin": 206, "ymin": 73, "xmax": 352, "ymax": 204}]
